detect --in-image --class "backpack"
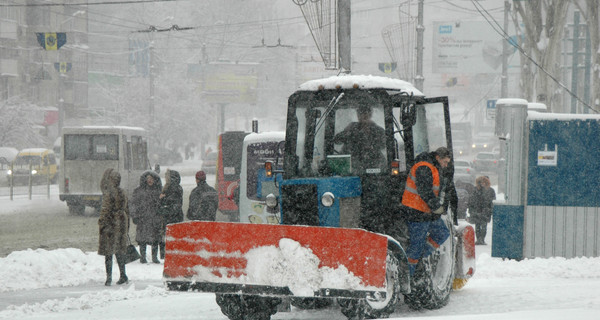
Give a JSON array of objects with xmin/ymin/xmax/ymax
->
[
  {"xmin": 188, "ymin": 187, "xmax": 218, "ymax": 221},
  {"xmin": 199, "ymin": 190, "xmax": 218, "ymax": 221}
]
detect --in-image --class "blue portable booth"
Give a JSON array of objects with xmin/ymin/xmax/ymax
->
[{"xmin": 492, "ymin": 99, "xmax": 600, "ymax": 259}]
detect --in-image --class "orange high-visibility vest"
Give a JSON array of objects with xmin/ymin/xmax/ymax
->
[{"xmin": 402, "ymin": 161, "xmax": 440, "ymax": 213}]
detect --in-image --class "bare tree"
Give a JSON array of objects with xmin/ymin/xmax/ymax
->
[
  {"xmin": 0, "ymin": 98, "xmax": 50, "ymax": 149},
  {"xmin": 574, "ymin": 0, "xmax": 600, "ymax": 112},
  {"xmin": 513, "ymin": 0, "xmax": 570, "ymax": 112}
]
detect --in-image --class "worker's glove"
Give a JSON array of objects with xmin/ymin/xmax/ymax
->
[{"xmin": 432, "ymin": 206, "xmax": 445, "ymax": 214}]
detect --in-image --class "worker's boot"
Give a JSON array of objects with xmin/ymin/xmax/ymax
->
[
  {"xmin": 104, "ymin": 256, "xmax": 112, "ymax": 286},
  {"xmin": 139, "ymin": 245, "xmax": 147, "ymax": 264},
  {"xmin": 151, "ymin": 244, "xmax": 160, "ymax": 264},
  {"xmin": 422, "ymin": 237, "xmax": 440, "ymax": 258}
]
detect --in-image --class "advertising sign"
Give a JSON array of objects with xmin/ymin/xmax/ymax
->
[{"xmin": 432, "ymin": 21, "xmax": 519, "ymax": 74}]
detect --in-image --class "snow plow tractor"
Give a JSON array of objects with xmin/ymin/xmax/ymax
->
[{"xmin": 164, "ymin": 75, "xmax": 476, "ymax": 319}]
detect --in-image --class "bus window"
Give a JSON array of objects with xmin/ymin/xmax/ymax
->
[{"xmin": 64, "ymin": 134, "xmax": 118, "ymax": 161}]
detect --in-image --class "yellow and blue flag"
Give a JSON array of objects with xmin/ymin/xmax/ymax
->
[
  {"xmin": 36, "ymin": 32, "xmax": 67, "ymax": 50},
  {"xmin": 54, "ymin": 62, "xmax": 72, "ymax": 73}
]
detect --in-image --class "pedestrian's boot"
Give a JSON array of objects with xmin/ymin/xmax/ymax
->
[
  {"xmin": 159, "ymin": 242, "xmax": 166, "ymax": 260},
  {"xmin": 151, "ymin": 244, "xmax": 160, "ymax": 264},
  {"xmin": 116, "ymin": 254, "xmax": 128, "ymax": 285},
  {"xmin": 104, "ymin": 256, "xmax": 112, "ymax": 286},
  {"xmin": 139, "ymin": 245, "xmax": 147, "ymax": 264}
]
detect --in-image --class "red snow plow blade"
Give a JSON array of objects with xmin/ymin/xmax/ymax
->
[{"xmin": 163, "ymin": 221, "xmax": 389, "ymax": 298}]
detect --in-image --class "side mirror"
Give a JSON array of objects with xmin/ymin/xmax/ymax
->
[{"xmin": 154, "ymin": 164, "xmax": 161, "ymax": 174}]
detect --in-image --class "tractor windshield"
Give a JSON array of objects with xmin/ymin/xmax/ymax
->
[{"xmin": 290, "ymin": 90, "xmax": 390, "ymax": 178}]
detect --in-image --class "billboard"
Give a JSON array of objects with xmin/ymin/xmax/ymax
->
[
  {"xmin": 187, "ymin": 62, "xmax": 258, "ymax": 104},
  {"xmin": 432, "ymin": 21, "xmax": 520, "ymax": 74}
]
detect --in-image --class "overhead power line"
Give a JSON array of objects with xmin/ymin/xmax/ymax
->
[
  {"xmin": 0, "ymin": 0, "xmax": 177, "ymax": 7},
  {"xmin": 470, "ymin": 0, "xmax": 596, "ymax": 113}
]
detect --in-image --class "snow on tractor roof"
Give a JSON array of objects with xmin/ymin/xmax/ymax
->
[{"xmin": 298, "ymin": 74, "xmax": 424, "ymax": 96}]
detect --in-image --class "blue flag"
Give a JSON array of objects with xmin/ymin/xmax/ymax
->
[{"xmin": 36, "ymin": 33, "xmax": 67, "ymax": 50}]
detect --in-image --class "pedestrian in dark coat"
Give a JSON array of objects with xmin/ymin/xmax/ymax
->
[
  {"xmin": 130, "ymin": 170, "xmax": 162, "ymax": 263},
  {"xmin": 468, "ymin": 176, "xmax": 496, "ymax": 245},
  {"xmin": 187, "ymin": 170, "xmax": 218, "ymax": 221},
  {"xmin": 159, "ymin": 169, "xmax": 183, "ymax": 258},
  {"xmin": 98, "ymin": 168, "xmax": 129, "ymax": 286}
]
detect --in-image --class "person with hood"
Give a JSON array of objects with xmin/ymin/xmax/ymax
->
[
  {"xmin": 130, "ymin": 170, "xmax": 162, "ymax": 263},
  {"xmin": 468, "ymin": 175, "xmax": 496, "ymax": 245},
  {"xmin": 98, "ymin": 168, "xmax": 130, "ymax": 286},
  {"xmin": 158, "ymin": 169, "xmax": 184, "ymax": 259},
  {"xmin": 187, "ymin": 170, "xmax": 218, "ymax": 221},
  {"xmin": 401, "ymin": 147, "xmax": 452, "ymax": 276}
]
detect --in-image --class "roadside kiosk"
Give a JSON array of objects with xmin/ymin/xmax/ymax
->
[{"xmin": 493, "ymin": 99, "xmax": 600, "ymax": 259}]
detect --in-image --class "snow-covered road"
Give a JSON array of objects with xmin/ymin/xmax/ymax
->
[{"xmin": 1, "ymin": 160, "xmax": 599, "ymax": 319}]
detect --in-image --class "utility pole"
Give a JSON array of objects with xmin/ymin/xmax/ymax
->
[
  {"xmin": 338, "ymin": 0, "xmax": 351, "ymax": 73},
  {"xmin": 149, "ymin": 41, "xmax": 155, "ymax": 126},
  {"xmin": 500, "ymin": 0, "xmax": 510, "ymax": 98},
  {"xmin": 415, "ymin": 0, "xmax": 424, "ymax": 92}
]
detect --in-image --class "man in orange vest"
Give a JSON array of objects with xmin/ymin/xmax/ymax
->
[{"xmin": 402, "ymin": 147, "xmax": 452, "ymax": 276}]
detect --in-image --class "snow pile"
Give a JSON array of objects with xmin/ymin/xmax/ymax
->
[
  {"xmin": 0, "ymin": 248, "xmax": 164, "ymax": 292},
  {"xmin": 245, "ymin": 238, "xmax": 365, "ymax": 296},
  {"xmin": 189, "ymin": 238, "xmax": 373, "ymax": 296},
  {"xmin": 0, "ymin": 248, "xmax": 104, "ymax": 292}
]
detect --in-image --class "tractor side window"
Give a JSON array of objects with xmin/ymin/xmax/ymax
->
[
  {"xmin": 392, "ymin": 107, "xmax": 407, "ymax": 172},
  {"xmin": 412, "ymin": 102, "xmax": 448, "ymax": 156},
  {"xmin": 295, "ymin": 108, "xmax": 307, "ymax": 171}
]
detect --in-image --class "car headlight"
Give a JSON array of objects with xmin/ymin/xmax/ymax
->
[
  {"xmin": 31, "ymin": 169, "xmax": 38, "ymax": 175},
  {"xmin": 265, "ymin": 193, "xmax": 278, "ymax": 208},
  {"xmin": 6, "ymin": 170, "xmax": 12, "ymax": 175},
  {"xmin": 321, "ymin": 192, "xmax": 335, "ymax": 207}
]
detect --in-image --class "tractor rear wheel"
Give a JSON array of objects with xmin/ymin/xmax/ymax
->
[{"xmin": 403, "ymin": 216, "xmax": 455, "ymax": 310}]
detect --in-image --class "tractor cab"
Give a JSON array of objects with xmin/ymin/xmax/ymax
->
[{"xmin": 274, "ymin": 75, "xmax": 452, "ymax": 232}]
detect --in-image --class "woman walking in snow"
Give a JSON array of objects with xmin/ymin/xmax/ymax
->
[
  {"xmin": 98, "ymin": 168, "xmax": 130, "ymax": 286},
  {"xmin": 468, "ymin": 175, "xmax": 496, "ymax": 245}
]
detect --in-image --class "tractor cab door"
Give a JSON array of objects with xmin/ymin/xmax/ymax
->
[{"xmin": 398, "ymin": 96, "xmax": 452, "ymax": 169}]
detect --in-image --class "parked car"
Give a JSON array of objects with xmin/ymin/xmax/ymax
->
[
  {"xmin": 201, "ymin": 151, "xmax": 217, "ymax": 174},
  {"xmin": 472, "ymin": 151, "xmax": 500, "ymax": 173},
  {"xmin": 453, "ymin": 159, "xmax": 477, "ymax": 183},
  {"xmin": 0, "ymin": 147, "xmax": 19, "ymax": 186},
  {"xmin": 7, "ymin": 148, "xmax": 58, "ymax": 185}
]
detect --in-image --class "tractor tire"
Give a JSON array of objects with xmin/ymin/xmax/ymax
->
[
  {"xmin": 403, "ymin": 216, "xmax": 456, "ymax": 310},
  {"xmin": 215, "ymin": 294, "xmax": 281, "ymax": 320},
  {"xmin": 339, "ymin": 250, "xmax": 400, "ymax": 319},
  {"xmin": 338, "ymin": 298, "xmax": 366, "ymax": 320},
  {"xmin": 290, "ymin": 297, "xmax": 333, "ymax": 310}
]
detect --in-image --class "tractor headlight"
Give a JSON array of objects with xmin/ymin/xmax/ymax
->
[
  {"xmin": 321, "ymin": 192, "xmax": 335, "ymax": 207},
  {"xmin": 265, "ymin": 193, "xmax": 278, "ymax": 208},
  {"xmin": 6, "ymin": 169, "xmax": 12, "ymax": 175},
  {"xmin": 31, "ymin": 169, "xmax": 38, "ymax": 175}
]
